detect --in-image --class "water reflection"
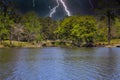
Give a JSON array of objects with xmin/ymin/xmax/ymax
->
[
  {"xmin": 0, "ymin": 47, "xmax": 120, "ymax": 80},
  {"xmin": 96, "ymin": 48, "xmax": 120, "ymax": 80}
]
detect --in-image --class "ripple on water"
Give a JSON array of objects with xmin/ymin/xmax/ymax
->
[{"xmin": 0, "ymin": 47, "xmax": 120, "ymax": 80}]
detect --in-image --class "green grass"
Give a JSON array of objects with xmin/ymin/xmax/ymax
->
[
  {"xmin": 0, "ymin": 39, "xmax": 120, "ymax": 48},
  {"xmin": 95, "ymin": 39, "xmax": 120, "ymax": 45},
  {"xmin": 110, "ymin": 39, "xmax": 120, "ymax": 44},
  {"xmin": 0, "ymin": 40, "xmax": 34, "ymax": 47}
]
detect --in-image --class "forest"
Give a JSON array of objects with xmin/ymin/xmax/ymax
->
[{"xmin": 0, "ymin": 0, "xmax": 120, "ymax": 47}]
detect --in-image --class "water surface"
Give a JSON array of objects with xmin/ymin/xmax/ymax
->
[{"xmin": 0, "ymin": 47, "xmax": 120, "ymax": 80}]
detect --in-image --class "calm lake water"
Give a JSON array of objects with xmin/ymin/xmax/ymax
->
[{"xmin": 0, "ymin": 47, "xmax": 120, "ymax": 80}]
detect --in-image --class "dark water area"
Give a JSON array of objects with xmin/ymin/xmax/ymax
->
[{"xmin": 0, "ymin": 47, "xmax": 120, "ymax": 80}]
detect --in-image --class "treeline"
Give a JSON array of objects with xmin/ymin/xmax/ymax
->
[{"xmin": 0, "ymin": 0, "xmax": 120, "ymax": 47}]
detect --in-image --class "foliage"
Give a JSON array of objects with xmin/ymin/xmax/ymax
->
[
  {"xmin": 0, "ymin": 14, "xmax": 14, "ymax": 41},
  {"xmin": 55, "ymin": 16, "xmax": 97, "ymax": 45},
  {"xmin": 95, "ymin": 0, "xmax": 120, "ymax": 44},
  {"xmin": 112, "ymin": 17, "xmax": 120, "ymax": 38},
  {"xmin": 55, "ymin": 16, "xmax": 76, "ymax": 40},
  {"xmin": 95, "ymin": 17, "xmax": 108, "ymax": 42},
  {"xmin": 40, "ymin": 17, "xmax": 58, "ymax": 40},
  {"xmin": 71, "ymin": 16, "xmax": 96, "ymax": 43},
  {"xmin": 21, "ymin": 12, "xmax": 42, "ymax": 42}
]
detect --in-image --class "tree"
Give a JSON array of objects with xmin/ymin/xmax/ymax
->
[
  {"xmin": 71, "ymin": 16, "xmax": 96, "ymax": 46},
  {"xmin": 55, "ymin": 16, "xmax": 97, "ymax": 46},
  {"xmin": 0, "ymin": 14, "xmax": 14, "ymax": 44},
  {"xmin": 0, "ymin": 0, "xmax": 17, "ymax": 46},
  {"xmin": 5, "ymin": 14, "xmax": 14, "ymax": 45},
  {"xmin": 55, "ymin": 16, "xmax": 76, "ymax": 41},
  {"xmin": 112, "ymin": 17, "xmax": 120, "ymax": 38},
  {"xmin": 40, "ymin": 17, "xmax": 58, "ymax": 40},
  {"xmin": 11, "ymin": 23, "xmax": 24, "ymax": 41},
  {"xmin": 96, "ymin": 16, "xmax": 108, "ymax": 42},
  {"xmin": 21, "ymin": 12, "xmax": 42, "ymax": 42},
  {"xmin": 95, "ymin": 0, "xmax": 120, "ymax": 44},
  {"xmin": 0, "ymin": 15, "xmax": 8, "ymax": 43}
]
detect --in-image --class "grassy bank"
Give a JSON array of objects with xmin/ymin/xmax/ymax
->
[
  {"xmin": 0, "ymin": 39, "xmax": 120, "ymax": 48},
  {"xmin": 0, "ymin": 41, "xmax": 35, "ymax": 48},
  {"xmin": 0, "ymin": 40, "xmax": 73, "ymax": 48},
  {"xmin": 95, "ymin": 39, "xmax": 120, "ymax": 47}
]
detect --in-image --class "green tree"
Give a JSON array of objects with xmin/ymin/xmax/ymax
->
[
  {"xmin": 0, "ymin": 15, "xmax": 8, "ymax": 43},
  {"xmin": 55, "ymin": 16, "xmax": 97, "ymax": 46},
  {"xmin": 5, "ymin": 15, "xmax": 14, "ymax": 45},
  {"xmin": 112, "ymin": 17, "xmax": 120, "ymax": 38},
  {"xmin": 11, "ymin": 23, "xmax": 24, "ymax": 41},
  {"xmin": 21, "ymin": 12, "xmax": 42, "ymax": 42},
  {"xmin": 96, "ymin": 17, "xmax": 108, "ymax": 42},
  {"xmin": 0, "ymin": 0, "xmax": 18, "ymax": 46},
  {"xmin": 95, "ymin": 0, "xmax": 120, "ymax": 44},
  {"xmin": 40, "ymin": 17, "xmax": 58, "ymax": 40},
  {"xmin": 0, "ymin": 14, "xmax": 14, "ymax": 44},
  {"xmin": 71, "ymin": 16, "xmax": 96, "ymax": 46},
  {"xmin": 55, "ymin": 16, "xmax": 76, "ymax": 41}
]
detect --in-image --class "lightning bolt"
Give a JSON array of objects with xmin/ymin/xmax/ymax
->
[
  {"xmin": 33, "ymin": 0, "xmax": 35, "ymax": 7},
  {"xmin": 49, "ymin": 0, "xmax": 60, "ymax": 17},
  {"xmin": 49, "ymin": 0, "xmax": 71, "ymax": 18},
  {"xmin": 59, "ymin": 0, "xmax": 71, "ymax": 16}
]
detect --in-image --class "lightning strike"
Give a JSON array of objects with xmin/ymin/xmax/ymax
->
[
  {"xmin": 59, "ymin": 0, "xmax": 71, "ymax": 16},
  {"xmin": 49, "ymin": 0, "xmax": 60, "ymax": 17},
  {"xmin": 49, "ymin": 0, "xmax": 71, "ymax": 17}
]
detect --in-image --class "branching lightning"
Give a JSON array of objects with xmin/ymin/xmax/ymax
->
[
  {"xmin": 49, "ymin": 0, "xmax": 71, "ymax": 18},
  {"xmin": 59, "ymin": 0, "xmax": 71, "ymax": 16},
  {"xmin": 49, "ymin": 0, "xmax": 59, "ymax": 17}
]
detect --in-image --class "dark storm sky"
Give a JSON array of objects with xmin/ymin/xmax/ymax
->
[{"xmin": 15, "ymin": 0, "xmax": 95, "ymax": 19}]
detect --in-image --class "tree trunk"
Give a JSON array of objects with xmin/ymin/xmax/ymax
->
[
  {"xmin": 17, "ymin": 35, "xmax": 20, "ymax": 41},
  {"xmin": 10, "ymin": 27, "xmax": 12, "ymax": 46},
  {"xmin": 27, "ymin": 34, "xmax": 30, "ymax": 42},
  {"xmin": 0, "ymin": 38, "xmax": 1, "ymax": 44},
  {"xmin": 107, "ymin": 11, "xmax": 111, "ymax": 45}
]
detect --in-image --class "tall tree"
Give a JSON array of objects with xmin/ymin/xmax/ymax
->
[
  {"xmin": 95, "ymin": 0, "xmax": 120, "ymax": 44},
  {"xmin": 0, "ymin": 0, "xmax": 18, "ymax": 46},
  {"xmin": 21, "ymin": 12, "xmax": 42, "ymax": 42},
  {"xmin": 40, "ymin": 17, "xmax": 58, "ymax": 40},
  {"xmin": 112, "ymin": 17, "xmax": 120, "ymax": 38}
]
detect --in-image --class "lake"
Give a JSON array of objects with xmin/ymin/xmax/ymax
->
[{"xmin": 0, "ymin": 47, "xmax": 120, "ymax": 80}]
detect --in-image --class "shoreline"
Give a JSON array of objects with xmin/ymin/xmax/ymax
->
[
  {"xmin": 0, "ymin": 40, "xmax": 120, "ymax": 48},
  {"xmin": 0, "ymin": 44, "xmax": 120, "ymax": 48}
]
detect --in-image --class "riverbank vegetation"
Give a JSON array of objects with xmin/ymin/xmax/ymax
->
[{"xmin": 0, "ymin": 0, "xmax": 120, "ymax": 47}]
